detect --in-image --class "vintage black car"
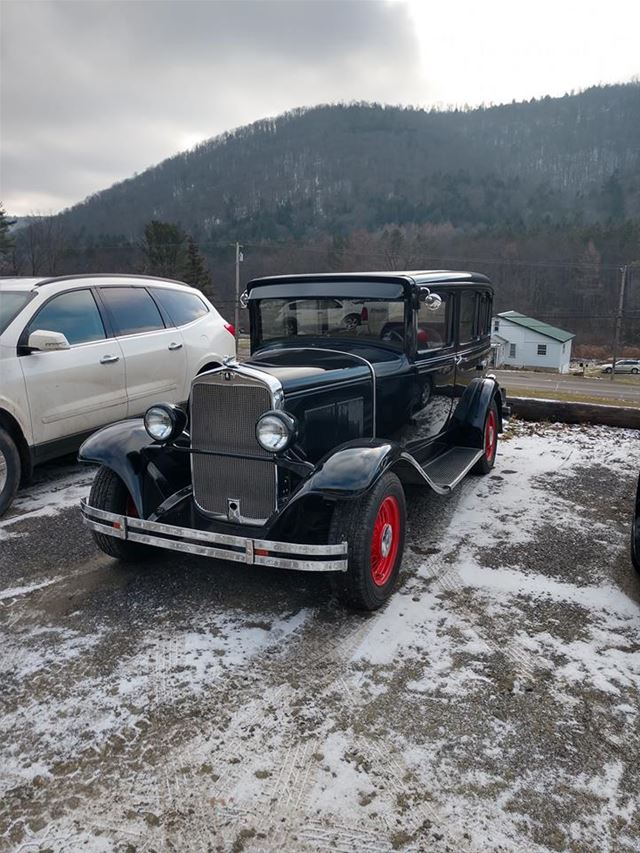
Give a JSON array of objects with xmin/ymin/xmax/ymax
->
[
  {"xmin": 80, "ymin": 271, "xmax": 508, "ymax": 610},
  {"xmin": 632, "ymin": 473, "xmax": 640, "ymax": 574}
]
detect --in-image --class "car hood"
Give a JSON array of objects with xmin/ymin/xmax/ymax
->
[{"xmin": 246, "ymin": 342, "xmax": 403, "ymax": 395}]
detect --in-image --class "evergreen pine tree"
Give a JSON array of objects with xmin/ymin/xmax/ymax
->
[
  {"xmin": 0, "ymin": 203, "xmax": 16, "ymax": 272},
  {"xmin": 140, "ymin": 220, "xmax": 187, "ymax": 279},
  {"xmin": 182, "ymin": 236, "xmax": 211, "ymax": 292}
]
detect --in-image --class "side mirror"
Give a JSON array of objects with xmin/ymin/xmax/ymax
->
[
  {"xmin": 418, "ymin": 287, "xmax": 442, "ymax": 312},
  {"xmin": 27, "ymin": 329, "xmax": 71, "ymax": 352},
  {"xmin": 424, "ymin": 293, "xmax": 442, "ymax": 312}
]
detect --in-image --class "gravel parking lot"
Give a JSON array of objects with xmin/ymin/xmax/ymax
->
[{"xmin": 1, "ymin": 420, "xmax": 639, "ymax": 853}]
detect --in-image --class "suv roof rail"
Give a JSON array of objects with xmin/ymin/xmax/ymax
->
[{"xmin": 33, "ymin": 273, "xmax": 192, "ymax": 288}]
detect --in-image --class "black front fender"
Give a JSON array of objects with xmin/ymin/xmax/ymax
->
[
  {"xmin": 285, "ymin": 439, "xmax": 432, "ymax": 509},
  {"xmin": 79, "ymin": 420, "xmax": 152, "ymax": 517}
]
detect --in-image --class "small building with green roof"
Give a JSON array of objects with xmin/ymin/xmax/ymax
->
[{"xmin": 491, "ymin": 311, "xmax": 575, "ymax": 373}]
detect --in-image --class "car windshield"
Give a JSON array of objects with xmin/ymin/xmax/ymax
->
[
  {"xmin": 255, "ymin": 297, "xmax": 406, "ymax": 349},
  {"xmin": 0, "ymin": 290, "xmax": 33, "ymax": 335}
]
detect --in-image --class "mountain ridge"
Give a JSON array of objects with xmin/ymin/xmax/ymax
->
[{"xmin": 55, "ymin": 82, "xmax": 640, "ymax": 243}]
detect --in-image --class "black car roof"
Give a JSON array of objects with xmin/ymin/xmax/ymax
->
[{"xmin": 247, "ymin": 270, "xmax": 492, "ymax": 294}]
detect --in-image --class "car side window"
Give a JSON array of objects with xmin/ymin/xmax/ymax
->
[
  {"xmin": 477, "ymin": 292, "xmax": 492, "ymax": 337},
  {"xmin": 151, "ymin": 288, "xmax": 209, "ymax": 327},
  {"xmin": 416, "ymin": 292, "xmax": 451, "ymax": 351},
  {"xmin": 26, "ymin": 289, "xmax": 106, "ymax": 345},
  {"xmin": 458, "ymin": 292, "xmax": 477, "ymax": 343},
  {"xmin": 99, "ymin": 287, "xmax": 165, "ymax": 335}
]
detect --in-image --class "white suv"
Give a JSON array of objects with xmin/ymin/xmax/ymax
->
[{"xmin": 0, "ymin": 274, "xmax": 236, "ymax": 514}]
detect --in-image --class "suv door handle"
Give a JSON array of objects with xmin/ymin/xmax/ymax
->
[
  {"xmin": 168, "ymin": 342, "xmax": 183, "ymax": 351},
  {"xmin": 100, "ymin": 354, "xmax": 119, "ymax": 364}
]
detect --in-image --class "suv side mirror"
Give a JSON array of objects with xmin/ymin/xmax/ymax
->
[{"xmin": 27, "ymin": 329, "xmax": 71, "ymax": 352}]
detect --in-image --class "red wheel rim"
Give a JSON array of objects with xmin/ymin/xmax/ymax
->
[
  {"xmin": 370, "ymin": 496, "xmax": 401, "ymax": 587},
  {"xmin": 485, "ymin": 410, "xmax": 498, "ymax": 462}
]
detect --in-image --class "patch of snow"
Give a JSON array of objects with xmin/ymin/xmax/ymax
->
[
  {"xmin": 0, "ymin": 576, "xmax": 63, "ymax": 601},
  {"xmin": 0, "ymin": 467, "xmax": 93, "ymax": 540}
]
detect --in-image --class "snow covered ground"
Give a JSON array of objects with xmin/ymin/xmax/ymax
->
[{"xmin": 0, "ymin": 421, "xmax": 639, "ymax": 852}]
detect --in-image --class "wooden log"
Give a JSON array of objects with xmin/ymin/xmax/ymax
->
[{"xmin": 509, "ymin": 396, "xmax": 640, "ymax": 430}]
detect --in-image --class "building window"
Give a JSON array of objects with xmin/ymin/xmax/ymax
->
[
  {"xmin": 509, "ymin": 343, "xmax": 516, "ymax": 358},
  {"xmin": 493, "ymin": 319, "xmax": 500, "ymax": 332},
  {"xmin": 537, "ymin": 344, "xmax": 547, "ymax": 356}
]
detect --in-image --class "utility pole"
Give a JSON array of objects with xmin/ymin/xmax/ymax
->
[
  {"xmin": 234, "ymin": 241, "xmax": 242, "ymax": 344},
  {"xmin": 610, "ymin": 264, "xmax": 628, "ymax": 382}
]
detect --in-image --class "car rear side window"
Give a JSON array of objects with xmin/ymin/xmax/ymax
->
[
  {"xmin": 27, "ymin": 289, "xmax": 105, "ymax": 345},
  {"xmin": 99, "ymin": 287, "xmax": 165, "ymax": 335},
  {"xmin": 458, "ymin": 292, "xmax": 477, "ymax": 343},
  {"xmin": 151, "ymin": 288, "xmax": 209, "ymax": 327}
]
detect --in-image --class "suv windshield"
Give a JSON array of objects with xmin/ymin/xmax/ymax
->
[
  {"xmin": 256, "ymin": 298, "xmax": 406, "ymax": 349},
  {"xmin": 0, "ymin": 291, "xmax": 33, "ymax": 335}
]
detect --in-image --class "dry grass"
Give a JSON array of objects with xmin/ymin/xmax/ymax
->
[{"xmin": 509, "ymin": 386, "xmax": 640, "ymax": 409}]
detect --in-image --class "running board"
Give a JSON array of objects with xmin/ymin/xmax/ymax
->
[{"xmin": 420, "ymin": 447, "xmax": 484, "ymax": 493}]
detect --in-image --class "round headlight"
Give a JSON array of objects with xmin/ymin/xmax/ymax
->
[
  {"xmin": 255, "ymin": 411, "xmax": 296, "ymax": 453},
  {"xmin": 144, "ymin": 404, "xmax": 186, "ymax": 442}
]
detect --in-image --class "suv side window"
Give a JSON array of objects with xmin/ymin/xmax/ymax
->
[
  {"xmin": 27, "ymin": 289, "xmax": 106, "ymax": 345},
  {"xmin": 458, "ymin": 292, "xmax": 477, "ymax": 344},
  {"xmin": 151, "ymin": 288, "xmax": 209, "ymax": 327},
  {"xmin": 416, "ymin": 292, "xmax": 451, "ymax": 351},
  {"xmin": 99, "ymin": 287, "xmax": 165, "ymax": 335}
]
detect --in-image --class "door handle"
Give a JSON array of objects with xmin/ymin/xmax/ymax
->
[
  {"xmin": 100, "ymin": 354, "xmax": 119, "ymax": 364},
  {"xmin": 168, "ymin": 342, "xmax": 183, "ymax": 351}
]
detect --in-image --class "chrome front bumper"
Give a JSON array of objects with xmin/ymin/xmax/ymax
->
[{"xmin": 80, "ymin": 499, "xmax": 348, "ymax": 572}]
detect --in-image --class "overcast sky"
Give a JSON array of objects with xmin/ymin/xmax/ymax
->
[{"xmin": 2, "ymin": 0, "xmax": 639, "ymax": 216}]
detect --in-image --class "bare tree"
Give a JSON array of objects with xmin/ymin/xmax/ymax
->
[{"xmin": 18, "ymin": 214, "xmax": 69, "ymax": 275}]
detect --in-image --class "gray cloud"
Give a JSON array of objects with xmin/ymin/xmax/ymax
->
[
  {"xmin": 3, "ymin": 0, "xmax": 638, "ymax": 216},
  {"xmin": 1, "ymin": 0, "xmax": 424, "ymax": 214}
]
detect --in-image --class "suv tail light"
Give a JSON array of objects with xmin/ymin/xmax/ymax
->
[
  {"xmin": 360, "ymin": 306, "xmax": 368, "ymax": 322},
  {"xmin": 224, "ymin": 322, "xmax": 236, "ymax": 337}
]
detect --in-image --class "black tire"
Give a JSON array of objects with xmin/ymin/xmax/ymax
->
[
  {"xmin": 343, "ymin": 313, "xmax": 361, "ymax": 331},
  {"xmin": 471, "ymin": 401, "xmax": 499, "ymax": 475},
  {"xmin": 88, "ymin": 466, "xmax": 154, "ymax": 561},
  {"xmin": 0, "ymin": 427, "xmax": 21, "ymax": 517},
  {"xmin": 604, "ymin": 367, "xmax": 612, "ymax": 374},
  {"xmin": 632, "ymin": 368, "xmax": 639, "ymax": 375},
  {"xmin": 329, "ymin": 472, "xmax": 406, "ymax": 611}
]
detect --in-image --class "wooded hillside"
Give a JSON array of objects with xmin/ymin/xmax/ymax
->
[
  {"xmin": 57, "ymin": 83, "xmax": 640, "ymax": 241},
  {"xmin": 8, "ymin": 83, "xmax": 640, "ymax": 347}
]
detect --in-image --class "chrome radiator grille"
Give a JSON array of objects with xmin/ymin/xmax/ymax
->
[{"xmin": 190, "ymin": 372, "xmax": 275, "ymax": 522}]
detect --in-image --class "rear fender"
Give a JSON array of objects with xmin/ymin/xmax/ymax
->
[{"xmin": 452, "ymin": 377, "xmax": 503, "ymax": 449}]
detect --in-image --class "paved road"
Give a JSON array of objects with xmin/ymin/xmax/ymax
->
[
  {"xmin": 1, "ymin": 424, "xmax": 640, "ymax": 852},
  {"xmin": 495, "ymin": 369, "xmax": 640, "ymax": 403}
]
